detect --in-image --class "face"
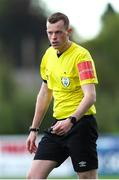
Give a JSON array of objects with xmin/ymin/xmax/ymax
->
[{"xmin": 46, "ymin": 20, "xmax": 70, "ymax": 51}]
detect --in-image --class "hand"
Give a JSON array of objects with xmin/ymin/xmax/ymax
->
[
  {"xmin": 26, "ymin": 131, "xmax": 38, "ymax": 154},
  {"xmin": 51, "ymin": 118, "xmax": 73, "ymax": 136}
]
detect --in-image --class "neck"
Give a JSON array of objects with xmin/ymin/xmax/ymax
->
[{"xmin": 57, "ymin": 40, "xmax": 72, "ymax": 54}]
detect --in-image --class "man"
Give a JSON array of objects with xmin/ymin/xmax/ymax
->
[{"xmin": 26, "ymin": 12, "xmax": 98, "ymax": 179}]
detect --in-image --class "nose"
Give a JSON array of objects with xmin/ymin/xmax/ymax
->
[{"xmin": 51, "ymin": 33, "xmax": 57, "ymax": 40}]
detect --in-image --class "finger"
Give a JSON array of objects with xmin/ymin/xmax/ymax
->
[
  {"xmin": 26, "ymin": 140, "xmax": 31, "ymax": 152},
  {"xmin": 30, "ymin": 148, "xmax": 37, "ymax": 153},
  {"xmin": 32, "ymin": 143, "xmax": 37, "ymax": 150},
  {"xmin": 52, "ymin": 121, "xmax": 61, "ymax": 129},
  {"xmin": 56, "ymin": 130, "xmax": 65, "ymax": 136},
  {"xmin": 52, "ymin": 124, "xmax": 61, "ymax": 131},
  {"xmin": 32, "ymin": 146, "xmax": 37, "ymax": 153},
  {"xmin": 52, "ymin": 128, "xmax": 60, "ymax": 134},
  {"xmin": 29, "ymin": 141, "xmax": 35, "ymax": 152},
  {"xmin": 53, "ymin": 127, "xmax": 64, "ymax": 134}
]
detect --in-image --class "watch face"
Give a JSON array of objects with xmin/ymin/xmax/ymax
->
[{"xmin": 70, "ymin": 116, "xmax": 77, "ymax": 125}]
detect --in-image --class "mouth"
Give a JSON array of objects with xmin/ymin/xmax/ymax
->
[{"xmin": 51, "ymin": 42, "xmax": 59, "ymax": 47}]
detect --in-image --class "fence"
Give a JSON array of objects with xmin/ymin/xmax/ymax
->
[{"xmin": 0, "ymin": 135, "xmax": 119, "ymax": 178}]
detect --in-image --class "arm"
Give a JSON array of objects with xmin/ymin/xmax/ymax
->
[
  {"xmin": 31, "ymin": 82, "xmax": 53, "ymax": 128},
  {"xmin": 26, "ymin": 82, "xmax": 52, "ymax": 153},
  {"xmin": 72, "ymin": 83, "xmax": 96, "ymax": 119},
  {"xmin": 52, "ymin": 83, "xmax": 96, "ymax": 135}
]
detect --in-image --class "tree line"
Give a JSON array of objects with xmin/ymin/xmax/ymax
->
[{"xmin": 0, "ymin": 2, "xmax": 119, "ymax": 134}]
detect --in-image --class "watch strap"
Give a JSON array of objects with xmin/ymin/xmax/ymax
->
[{"xmin": 29, "ymin": 127, "xmax": 39, "ymax": 132}]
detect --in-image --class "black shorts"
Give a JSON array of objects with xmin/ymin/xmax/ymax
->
[{"xmin": 34, "ymin": 115, "xmax": 98, "ymax": 172}]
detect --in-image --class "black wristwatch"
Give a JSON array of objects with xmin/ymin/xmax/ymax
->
[
  {"xmin": 69, "ymin": 116, "xmax": 77, "ymax": 125},
  {"xmin": 29, "ymin": 127, "xmax": 39, "ymax": 133}
]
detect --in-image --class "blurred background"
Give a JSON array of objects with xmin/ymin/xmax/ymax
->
[{"xmin": 0, "ymin": 0, "xmax": 119, "ymax": 179}]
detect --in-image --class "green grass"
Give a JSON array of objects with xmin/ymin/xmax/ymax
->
[
  {"xmin": 99, "ymin": 175, "xmax": 119, "ymax": 179},
  {"xmin": 1, "ymin": 175, "xmax": 119, "ymax": 179}
]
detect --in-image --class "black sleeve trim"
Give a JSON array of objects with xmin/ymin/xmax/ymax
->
[{"xmin": 43, "ymin": 79, "xmax": 47, "ymax": 83}]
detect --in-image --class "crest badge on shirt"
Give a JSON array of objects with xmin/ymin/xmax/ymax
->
[{"xmin": 61, "ymin": 77, "xmax": 70, "ymax": 87}]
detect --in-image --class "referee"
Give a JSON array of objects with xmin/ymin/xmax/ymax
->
[{"xmin": 26, "ymin": 12, "xmax": 98, "ymax": 179}]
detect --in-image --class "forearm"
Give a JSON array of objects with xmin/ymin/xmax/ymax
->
[
  {"xmin": 72, "ymin": 84, "xmax": 96, "ymax": 120},
  {"xmin": 73, "ymin": 93, "xmax": 96, "ymax": 119},
  {"xmin": 31, "ymin": 83, "xmax": 52, "ymax": 128}
]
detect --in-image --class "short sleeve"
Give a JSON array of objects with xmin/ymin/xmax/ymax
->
[
  {"xmin": 76, "ymin": 49, "xmax": 98, "ymax": 85},
  {"xmin": 40, "ymin": 54, "xmax": 47, "ymax": 81}
]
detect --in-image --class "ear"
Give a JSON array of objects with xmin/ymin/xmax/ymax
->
[
  {"xmin": 67, "ymin": 28, "xmax": 72, "ymax": 35},
  {"xmin": 67, "ymin": 28, "xmax": 72, "ymax": 33}
]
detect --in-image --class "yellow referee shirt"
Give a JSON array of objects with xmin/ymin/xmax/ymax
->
[{"xmin": 40, "ymin": 42, "xmax": 98, "ymax": 119}]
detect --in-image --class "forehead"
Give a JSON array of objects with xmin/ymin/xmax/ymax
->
[{"xmin": 46, "ymin": 20, "xmax": 65, "ymax": 31}]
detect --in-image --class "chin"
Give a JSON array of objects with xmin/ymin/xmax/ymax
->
[{"xmin": 52, "ymin": 45, "xmax": 59, "ymax": 49}]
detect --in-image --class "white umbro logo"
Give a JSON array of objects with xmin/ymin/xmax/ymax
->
[{"xmin": 78, "ymin": 161, "xmax": 87, "ymax": 167}]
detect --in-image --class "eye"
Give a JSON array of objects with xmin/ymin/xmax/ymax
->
[
  {"xmin": 47, "ymin": 31, "xmax": 53, "ymax": 35},
  {"xmin": 56, "ymin": 31, "xmax": 63, "ymax": 35}
]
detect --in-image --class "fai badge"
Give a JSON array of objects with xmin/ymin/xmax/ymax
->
[{"xmin": 61, "ymin": 77, "xmax": 70, "ymax": 87}]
